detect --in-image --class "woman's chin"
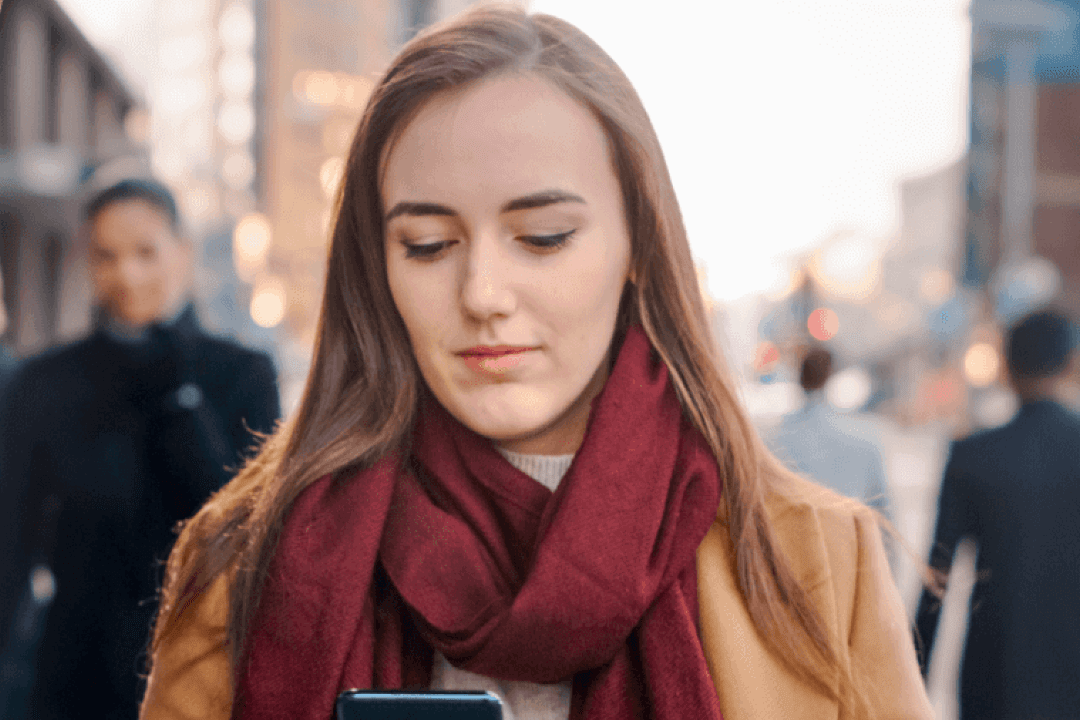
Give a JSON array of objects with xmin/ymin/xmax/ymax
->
[
  {"xmin": 471, "ymin": 413, "xmax": 583, "ymax": 455},
  {"xmin": 430, "ymin": 378, "xmax": 595, "ymax": 454}
]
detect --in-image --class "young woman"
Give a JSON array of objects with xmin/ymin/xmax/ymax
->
[{"xmin": 140, "ymin": 7, "xmax": 931, "ymax": 719}]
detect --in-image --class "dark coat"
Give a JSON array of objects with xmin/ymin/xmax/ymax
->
[
  {"xmin": 0, "ymin": 345, "xmax": 15, "ymax": 388},
  {"xmin": 0, "ymin": 307, "xmax": 280, "ymax": 720},
  {"xmin": 0, "ymin": 343, "xmax": 16, "ymax": 455},
  {"xmin": 915, "ymin": 400, "xmax": 1080, "ymax": 720}
]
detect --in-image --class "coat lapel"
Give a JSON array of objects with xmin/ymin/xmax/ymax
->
[{"xmin": 696, "ymin": 484, "xmax": 842, "ymax": 719}]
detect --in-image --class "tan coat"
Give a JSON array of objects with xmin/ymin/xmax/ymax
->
[{"xmin": 141, "ymin": 475, "xmax": 932, "ymax": 720}]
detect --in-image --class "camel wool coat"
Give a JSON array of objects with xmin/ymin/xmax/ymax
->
[{"xmin": 140, "ymin": 475, "xmax": 932, "ymax": 720}]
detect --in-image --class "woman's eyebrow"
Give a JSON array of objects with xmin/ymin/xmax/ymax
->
[
  {"xmin": 502, "ymin": 190, "xmax": 586, "ymax": 213},
  {"xmin": 384, "ymin": 190, "xmax": 586, "ymax": 223},
  {"xmin": 385, "ymin": 202, "xmax": 456, "ymax": 222}
]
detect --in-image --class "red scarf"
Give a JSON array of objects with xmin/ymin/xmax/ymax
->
[{"xmin": 237, "ymin": 327, "xmax": 724, "ymax": 719}]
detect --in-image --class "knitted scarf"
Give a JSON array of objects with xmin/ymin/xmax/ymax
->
[{"xmin": 236, "ymin": 327, "xmax": 724, "ymax": 719}]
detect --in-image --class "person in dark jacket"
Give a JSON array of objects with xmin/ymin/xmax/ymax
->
[
  {"xmin": 0, "ymin": 178, "xmax": 280, "ymax": 720},
  {"xmin": 915, "ymin": 309, "xmax": 1080, "ymax": 720}
]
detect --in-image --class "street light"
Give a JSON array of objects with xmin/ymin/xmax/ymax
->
[
  {"xmin": 250, "ymin": 275, "xmax": 287, "ymax": 328},
  {"xmin": 807, "ymin": 307, "xmax": 839, "ymax": 342},
  {"xmin": 233, "ymin": 212, "xmax": 272, "ymax": 282},
  {"xmin": 964, "ymin": 342, "xmax": 1001, "ymax": 387}
]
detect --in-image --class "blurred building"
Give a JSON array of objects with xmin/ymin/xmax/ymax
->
[
  {"xmin": 966, "ymin": 0, "xmax": 1080, "ymax": 317},
  {"xmin": 1034, "ymin": 84, "xmax": 1080, "ymax": 314},
  {"xmin": 148, "ymin": 0, "xmax": 262, "ymax": 340},
  {"xmin": 875, "ymin": 161, "xmax": 969, "ymax": 421},
  {"xmin": 0, "ymin": 0, "xmax": 140, "ymax": 353}
]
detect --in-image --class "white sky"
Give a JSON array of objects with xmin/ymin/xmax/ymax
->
[
  {"xmin": 531, "ymin": 0, "xmax": 972, "ymax": 300},
  {"xmin": 60, "ymin": 0, "xmax": 972, "ymax": 302}
]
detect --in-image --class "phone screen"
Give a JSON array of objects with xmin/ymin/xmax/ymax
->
[{"xmin": 335, "ymin": 690, "xmax": 504, "ymax": 720}]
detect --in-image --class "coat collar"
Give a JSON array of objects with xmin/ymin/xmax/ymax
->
[{"xmin": 100, "ymin": 302, "xmax": 198, "ymax": 345}]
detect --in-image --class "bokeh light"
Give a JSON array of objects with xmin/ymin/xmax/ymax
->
[
  {"xmin": 807, "ymin": 307, "xmax": 840, "ymax": 341},
  {"xmin": 233, "ymin": 212, "xmax": 272, "ymax": 282},
  {"xmin": 964, "ymin": 342, "xmax": 1001, "ymax": 387},
  {"xmin": 292, "ymin": 71, "xmax": 374, "ymax": 110},
  {"xmin": 302, "ymin": 71, "xmax": 338, "ymax": 105},
  {"xmin": 250, "ymin": 275, "xmax": 287, "ymax": 328},
  {"xmin": 218, "ymin": 53, "xmax": 255, "ymax": 98},
  {"xmin": 808, "ymin": 233, "xmax": 884, "ymax": 302},
  {"xmin": 218, "ymin": 3, "xmax": 255, "ymax": 50},
  {"xmin": 217, "ymin": 102, "xmax": 255, "ymax": 144},
  {"xmin": 753, "ymin": 341, "xmax": 780, "ymax": 373},
  {"xmin": 827, "ymin": 366, "xmax": 873, "ymax": 411}
]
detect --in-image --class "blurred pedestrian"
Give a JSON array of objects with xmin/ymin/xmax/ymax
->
[
  {"xmin": 915, "ymin": 309, "xmax": 1080, "ymax": 719},
  {"xmin": 767, "ymin": 346, "xmax": 891, "ymax": 513},
  {"xmin": 0, "ymin": 178, "xmax": 281, "ymax": 720}
]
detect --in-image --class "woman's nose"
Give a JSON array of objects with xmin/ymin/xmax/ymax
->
[{"xmin": 460, "ymin": 234, "xmax": 516, "ymax": 320}]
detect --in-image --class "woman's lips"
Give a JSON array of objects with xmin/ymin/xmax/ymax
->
[{"xmin": 458, "ymin": 346, "xmax": 536, "ymax": 374}]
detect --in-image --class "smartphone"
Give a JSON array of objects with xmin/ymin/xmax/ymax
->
[{"xmin": 335, "ymin": 690, "xmax": 504, "ymax": 720}]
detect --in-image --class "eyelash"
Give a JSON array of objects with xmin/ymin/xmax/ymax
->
[
  {"xmin": 402, "ymin": 230, "xmax": 576, "ymax": 260},
  {"xmin": 521, "ymin": 230, "xmax": 575, "ymax": 251},
  {"xmin": 403, "ymin": 240, "xmax": 452, "ymax": 259}
]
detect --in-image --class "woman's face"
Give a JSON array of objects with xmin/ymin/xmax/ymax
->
[
  {"xmin": 382, "ymin": 74, "xmax": 632, "ymax": 455},
  {"xmin": 88, "ymin": 199, "xmax": 191, "ymax": 327}
]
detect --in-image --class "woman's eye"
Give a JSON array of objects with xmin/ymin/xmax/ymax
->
[
  {"xmin": 520, "ymin": 230, "xmax": 575, "ymax": 252},
  {"xmin": 403, "ymin": 240, "xmax": 453, "ymax": 260}
]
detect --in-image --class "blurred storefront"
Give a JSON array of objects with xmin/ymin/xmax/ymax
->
[{"xmin": 0, "ymin": 0, "xmax": 142, "ymax": 354}]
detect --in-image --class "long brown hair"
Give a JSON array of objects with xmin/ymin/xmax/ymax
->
[{"xmin": 152, "ymin": 4, "xmax": 861, "ymax": 710}]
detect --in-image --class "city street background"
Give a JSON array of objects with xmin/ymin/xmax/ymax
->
[{"xmin": 4, "ymin": 0, "xmax": 1080, "ymax": 717}]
